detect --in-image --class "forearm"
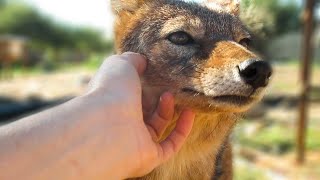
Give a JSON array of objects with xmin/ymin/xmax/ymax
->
[
  {"xmin": 0, "ymin": 53, "xmax": 194, "ymax": 180},
  {"xmin": 0, "ymin": 95, "xmax": 130, "ymax": 180}
]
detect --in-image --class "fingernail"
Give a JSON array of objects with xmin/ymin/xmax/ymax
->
[
  {"xmin": 160, "ymin": 92, "xmax": 174, "ymax": 103},
  {"xmin": 140, "ymin": 54, "xmax": 148, "ymax": 60},
  {"xmin": 122, "ymin": 52, "xmax": 147, "ymax": 60},
  {"xmin": 122, "ymin": 52, "xmax": 138, "ymax": 55}
]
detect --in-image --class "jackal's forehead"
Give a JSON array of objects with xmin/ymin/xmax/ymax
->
[
  {"xmin": 156, "ymin": 1, "xmax": 239, "ymax": 37},
  {"xmin": 121, "ymin": 0, "xmax": 247, "ymax": 52},
  {"xmin": 160, "ymin": 16, "xmax": 205, "ymax": 38}
]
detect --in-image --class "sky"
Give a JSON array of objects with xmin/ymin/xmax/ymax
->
[
  {"xmin": 23, "ymin": 0, "xmax": 317, "ymax": 39},
  {"xmin": 23, "ymin": 0, "xmax": 115, "ymax": 38}
]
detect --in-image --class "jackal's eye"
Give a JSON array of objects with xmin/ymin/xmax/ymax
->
[
  {"xmin": 239, "ymin": 38, "xmax": 251, "ymax": 48},
  {"xmin": 167, "ymin": 31, "xmax": 194, "ymax": 45}
]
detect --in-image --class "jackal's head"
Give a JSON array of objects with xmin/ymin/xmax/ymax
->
[{"xmin": 111, "ymin": 0, "xmax": 272, "ymax": 113}]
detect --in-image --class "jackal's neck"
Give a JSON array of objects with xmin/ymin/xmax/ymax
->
[
  {"xmin": 136, "ymin": 112, "xmax": 237, "ymax": 180},
  {"xmin": 166, "ymin": 111, "xmax": 237, "ymax": 156},
  {"xmin": 139, "ymin": 86, "xmax": 237, "ymax": 179}
]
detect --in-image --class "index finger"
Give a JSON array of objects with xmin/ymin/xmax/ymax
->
[{"xmin": 157, "ymin": 109, "xmax": 195, "ymax": 163}]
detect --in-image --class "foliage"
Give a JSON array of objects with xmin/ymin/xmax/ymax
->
[
  {"xmin": 242, "ymin": 0, "xmax": 301, "ymax": 36},
  {"xmin": 273, "ymin": 3, "xmax": 301, "ymax": 35},
  {"xmin": 0, "ymin": 1, "xmax": 113, "ymax": 54},
  {"xmin": 239, "ymin": 125, "xmax": 294, "ymax": 154},
  {"xmin": 241, "ymin": 0, "xmax": 302, "ymax": 56},
  {"xmin": 0, "ymin": 0, "xmax": 5, "ymax": 8},
  {"xmin": 0, "ymin": 3, "xmax": 63, "ymax": 47},
  {"xmin": 241, "ymin": 0, "xmax": 275, "ymax": 38},
  {"xmin": 234, "ymin": 164, "xmax": 268, "ymax": 180},
  {"xmin": 6, "ymin": 53, "xmax": 106, "ymax": 76},
  {"xmin": 237, "ymin": 123, "xmax": 320, "ymax": 155},
  {"xmin": 77, "ymin": 54, "xmax": 107, "ymax": 70}
]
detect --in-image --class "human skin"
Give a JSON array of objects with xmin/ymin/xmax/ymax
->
[{"xmin": 0, "ymin": 52, "xmax": 195, "ymax": 180}]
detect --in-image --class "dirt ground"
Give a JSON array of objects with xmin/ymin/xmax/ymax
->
[{"xmin": 0, "ymin": 70, "xmax": 92, "ymax": 100}]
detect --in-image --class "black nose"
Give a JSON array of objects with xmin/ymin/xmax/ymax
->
[{"xmin": 238, "ymin": 60, "xmax": 272, "ymax": 89}]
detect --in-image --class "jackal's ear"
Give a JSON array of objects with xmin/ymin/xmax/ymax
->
[
  {"xmin": 206, "ymin": 0, "xmax": 241, "ymax": 16},
  {"xmin": 111, "ymin": 0, "xmax": 148, "ymax": 14}
]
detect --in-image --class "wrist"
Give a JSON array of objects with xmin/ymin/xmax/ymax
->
[{"xmin": 74, "ymin": 93, "xmax": 143, "ymax": 179}]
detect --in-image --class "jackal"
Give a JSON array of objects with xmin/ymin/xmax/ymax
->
[{"xmin": 111, "ymin": 0, "xmax": 272, "ymax": 179}]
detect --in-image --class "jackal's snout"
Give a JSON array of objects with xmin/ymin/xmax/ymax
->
[{"xmin": 238, "ymin": 60, "xmax": 272, "ymax": 89}]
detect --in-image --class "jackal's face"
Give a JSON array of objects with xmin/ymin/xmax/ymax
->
[{"xmin": 112, "ymin": 0, "xmax": 272, "ymax": 113}]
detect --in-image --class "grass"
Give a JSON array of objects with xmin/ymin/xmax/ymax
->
[
  {"xmin": 306, "ymin": 126, "xmax": 320, "ymax": 150},
  {"xmin": 237, "ymin": 125, "xmax": 294, "ymax": 154},
  {"xmin": 273, "ymin": 59, "xmax": 320, "ymax": 69},
  {"xmin": 2, "ymin": 64, "xmax": 44, "ymax": 77},
  {"xmin": 57, "ymin": 53, "xmax": 106, "ymax": 72},
  {"xmin": 2, "ymin": 62, "xmax": 58, "ymax": 77},
  {"xmin": 1, "ymin": 53, "xmax": 107, "ymax": 78},
  {"xmin": 236, "ymin": 122, "xmax": 320, "ymax": 155},
  {"xmin": 266, "ymin": 59, "xmax": 320, "ymax": 95},
  {"xmin": 234, "ymin": 162, "xmax": 268, "ymax": 180},
  {"xmin": 73, "ymin": 54, "xmax": 106, "ymax": 70}
]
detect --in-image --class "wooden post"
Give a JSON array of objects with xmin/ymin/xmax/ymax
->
[{"xmin": 297, "ymin": 0, "xmax": 315, "ymax": 164}]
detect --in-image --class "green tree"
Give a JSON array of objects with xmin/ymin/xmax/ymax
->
[
  {"xmin": 69, "ymin": 28, "xmax": 112, "ymax": 52},
  {"xmin": 0, "ymin": 0, "xmax": 5, "ymax": 7},
  {"xmin": 241, "ymin": 0, "xmax": 302, "ymax": 55},
  {"xmin": 0, "ymin": 3, "xmax": 67, "ymax": 47},
  {"xmin": 0, "ymin": 2, "xmax": 112, "ymax": 53},
  {"xmin": 274, "ymin": 3, "xmax": 301, "ymax": 35},
  {"xmin": 242, "ymin": 0, "xmax": 301, "ymax": 36}
]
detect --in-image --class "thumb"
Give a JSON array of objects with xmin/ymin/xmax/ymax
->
[
  {"xmin": 121, "ymin": 52, "xmax": 147, "ymax": 76},
  {"xmin": 87, "ymin": 52, "xmax": 147, "ymax": 93}
]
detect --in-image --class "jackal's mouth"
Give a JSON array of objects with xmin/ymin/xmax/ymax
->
[{"xmin": 181, "ymin": 88, "xmax": 254, "ymax": 106}]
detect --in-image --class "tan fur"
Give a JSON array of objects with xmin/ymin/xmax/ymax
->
[
  {"xmin": 206, "ymin": 0, "xmax": 241, "ymax": 16},
  {"xmin": 111, "ymin": 0, "xmax": 271, "ymax": 179},
  {"xmin": 160, "ymin": 16, "xmax": 205, "ymax": 38}
]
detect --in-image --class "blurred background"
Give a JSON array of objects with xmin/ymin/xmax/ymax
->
[{"xmin": 0, "ymin": 0, "xmax": 319, "ymax": 179}]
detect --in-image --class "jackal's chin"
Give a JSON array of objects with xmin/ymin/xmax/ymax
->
[{"xmin": 176, "ymin": 88, "xmax": 266, "ymax": 113}]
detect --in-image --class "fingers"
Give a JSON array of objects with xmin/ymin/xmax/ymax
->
[
  {"xmin": 119, "ymin": 52, "xmax": 147, "ymax": 76},
  {"xmin": 158, "ymin": 109, "xmax": 195, "ymax": 162},
  {"xmin": 146, "ymin": 92, "xmax": 175, "ymax": 140},
  {"xmin": 145, "ymin": 92, "xmax": 195, "ymax": 163}
]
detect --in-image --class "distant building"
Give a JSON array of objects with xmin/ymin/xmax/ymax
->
[
  {"xmin": 267, "ymin": 31, "xmax": 320, "ymax": 61},
  {"xmin": 0, "ymin": 35, "xmax": 28, "ymax": 65}
]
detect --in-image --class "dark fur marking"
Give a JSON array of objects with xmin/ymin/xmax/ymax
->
[{"xmin": 212, "ymin": 140, "xmax": 228, "ymax": 180}]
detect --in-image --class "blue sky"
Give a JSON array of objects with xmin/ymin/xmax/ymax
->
[{"xmin": 22, "ymin": 0, "xmax": 314, "ymax": 39}]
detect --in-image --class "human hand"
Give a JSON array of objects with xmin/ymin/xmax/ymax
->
[
  {"xmin": 84, "ymin": 52, "xmax": 195, "ymax": 179},
  {"xmin": 0, "ymin": 53, "xmax": 195, "ymax": 180}
]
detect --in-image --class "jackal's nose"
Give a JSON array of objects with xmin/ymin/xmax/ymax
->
[{"xmin": 238, "ymin": 60, "xmax": 272, "ymax": 89}]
